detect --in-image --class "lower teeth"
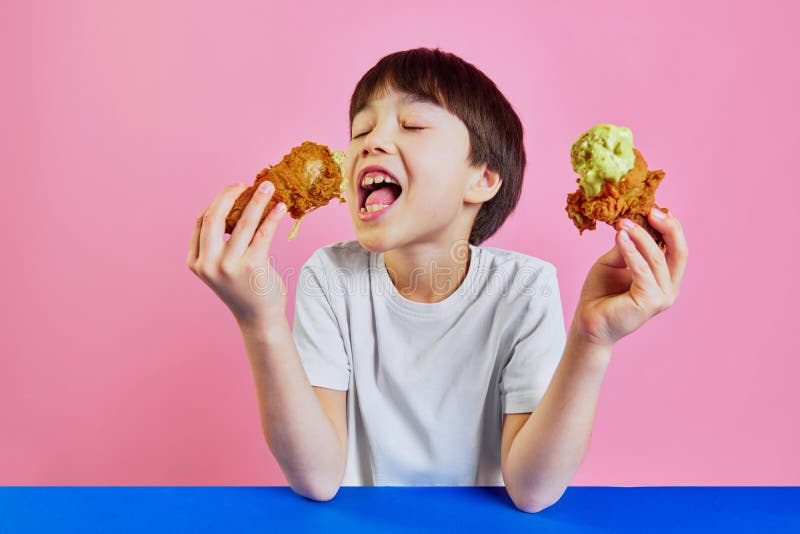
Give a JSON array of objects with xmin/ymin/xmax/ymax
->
[{"xmin": 363, "ymin": 204, "xmax": 389, "ymax": 213}]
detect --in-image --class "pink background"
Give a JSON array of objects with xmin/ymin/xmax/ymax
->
[{"xmin": 2, "ymin": 0, "xmax": 797, "ymax": 486}]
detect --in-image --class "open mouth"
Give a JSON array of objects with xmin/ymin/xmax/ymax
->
[{"xmin": 358, "ymin": 177, "xmax": 404, "ymax": 214}]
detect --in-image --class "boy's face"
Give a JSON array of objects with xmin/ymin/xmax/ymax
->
[{"xmin": 344, "ymin": 87, "xmax": 489, "ymax": 253}]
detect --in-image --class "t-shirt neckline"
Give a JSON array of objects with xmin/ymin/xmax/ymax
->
[{"xmin": 372, "ymin": 243, "xmax": 483, "ymax": 317}]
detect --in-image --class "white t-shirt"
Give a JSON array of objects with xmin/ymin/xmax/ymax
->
[{"xmin": 292, "ymin": 240, "xmax": 567, "ymax": 486}]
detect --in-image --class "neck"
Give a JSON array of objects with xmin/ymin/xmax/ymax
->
[{"xmin": 383, "ymin": 240, "xmax": 472, "ymax": 304}]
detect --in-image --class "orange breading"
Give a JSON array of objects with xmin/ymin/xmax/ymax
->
[
  {"xmin": 566, "ymin": 148, "xmax": 669, "ymax": 251},
  {"xmin": 225, "ymin": 141, "xmax": 345, "ymax": 235}
]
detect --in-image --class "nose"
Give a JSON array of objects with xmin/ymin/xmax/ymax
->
[{"xmin": 361, "ymin": 126, "xmax": 396, "ymax": 157}]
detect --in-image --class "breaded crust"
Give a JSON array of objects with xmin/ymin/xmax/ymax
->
[
  {"xmin": 225, "ymin": 141, "xmax": 345, "ymax": 235},
  {"xmin": 565, "ymin": 148, "xmax": 669, "ymax": 251}
]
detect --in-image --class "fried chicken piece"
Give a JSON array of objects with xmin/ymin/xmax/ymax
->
[
  {"xmin": 566, "ymin": 147, "xmax": 669, "ymax": 251},
  {"xmin": 224, "ymin": 141, "xmax": 346, "ymax": 238}
]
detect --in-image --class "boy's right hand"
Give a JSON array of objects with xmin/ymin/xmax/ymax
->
[{"xmin": 187, "ymin": 181, "xmax": 289, "ymax": 326}]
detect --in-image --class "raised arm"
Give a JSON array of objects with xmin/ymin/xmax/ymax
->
[
  {"xmin": 187, "ymin": 181, "xmax": 346, "ymax": 500},
  {"xmin": 239, "ymin": 318, "xmax": 347, "ymax": 500}
]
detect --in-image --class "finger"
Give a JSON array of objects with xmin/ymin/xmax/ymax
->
[
  {"xmin": 245, "ymin": 199, "xmax": 288, "ymax": 263},
  {"xmin": 596, "ymin": 242, "xmax": 627, "ymax": 269},
  {"xmin": 199, "ymin": 183, "xmax": 248, "ymax": 263},
  {"xmin": 616, "ymin": 228, "xmax": 660, "ymax": 294},
  {"xmin": 226, "ymin": 181, "xmax": 277, "ymax": 258},
  {"xmin": 617, "ymin": 218, "xmax": 672, "ymax": 292},
  {"xmin": 647, "ymin": 207, "xmax": 689, "ymax": 288},
  {"xmin": 187, "ymin": 211, "xmax": 204, "ymax": 267},
  {"xmin": 188, "ymin": 194, "xmax": 218, "ymax": 266}
]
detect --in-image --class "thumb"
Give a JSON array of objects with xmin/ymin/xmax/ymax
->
[{"xmin": 596, "ymin": 234, "xmax": 627, "ymax": 269}]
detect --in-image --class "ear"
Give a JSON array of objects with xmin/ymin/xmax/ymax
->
[{"xmin": 464, "ymin": 165, "xmax": 502, "ymax": 205}]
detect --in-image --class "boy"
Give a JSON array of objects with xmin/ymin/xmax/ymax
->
[{"xmin": 187, "ymin": 48, "xmax": 688, "ymax": 513}]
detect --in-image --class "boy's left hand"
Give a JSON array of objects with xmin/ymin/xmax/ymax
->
[{"xmin": 573, "ymin": 208, "xmax": 689, "ymax": 350}]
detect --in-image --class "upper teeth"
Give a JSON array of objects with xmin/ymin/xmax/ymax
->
[{"xmin": 361, "ymin": 173, "xmax": 399, "ymax": 189}]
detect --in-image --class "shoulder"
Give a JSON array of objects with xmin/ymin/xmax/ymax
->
[
  {"xmin": 299, "ymin": 241, "xmax": 371, "ymax": 295},
  {"xmin": 477, "ymin": 245, "xmax": 559, "ymax": 287},
  {"xmin": 303, "ymin": 240, "xmax": 370, "ymax": 272},
  {"xmin": 473, "ymin": 245, "xmax": 561, "ymax": 311},
  {"xmin": 479, "ymin": 248, "xmax": 565, "ymax": 343}
]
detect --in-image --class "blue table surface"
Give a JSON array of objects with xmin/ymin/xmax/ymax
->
[{"xmin": 1, "ymin": 486, "xmax": 798, "ymax": 533}]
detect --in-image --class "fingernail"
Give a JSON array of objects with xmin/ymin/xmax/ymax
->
[
  {"xmin": 620, "ymin": 230, "xmax": 631, "ymax": 242},
  {"xmin": 277, "ymin": 202, "xmax": 287, "ymax": 213},
  {"xmin": 651, "ymin": 207, "xmax": 666, "ymax": 220},
  {"xmin": 621, "ymin": 218, "xmax": 635, "ymax": 229},
  {"xmin": 258, "ymin": 181, "xmax": 274, "ymax": 194}
]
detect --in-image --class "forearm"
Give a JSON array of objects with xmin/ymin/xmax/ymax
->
[
  {"xmin": 504, "ymin": 321, "xmax": 612, "ymax": 512},
  {"xmin": 238, "ymin": 316, "xmax": 345, "ymax": 500}
]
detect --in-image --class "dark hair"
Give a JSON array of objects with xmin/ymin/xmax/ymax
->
[{"xmin": 348, "ymin": 47, "xmax": 525, "ymax": 246}]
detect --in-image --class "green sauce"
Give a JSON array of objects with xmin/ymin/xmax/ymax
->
[{"xmin": 571, "ymin": 124, "xmax": 635, "ymax": 197}]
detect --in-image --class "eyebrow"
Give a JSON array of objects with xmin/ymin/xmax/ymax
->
[{"xmin": 354, "ymin": 93, "xmax": 440, "ymax": 117}]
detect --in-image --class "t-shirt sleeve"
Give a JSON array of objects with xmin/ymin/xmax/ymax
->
[
  {"xmin": 500, "ymin": 265, "xmax": 567, "ymax": 414},
  {"xmin": 291, "ymin": 252, "xmax": 351, "ymax": 391}
]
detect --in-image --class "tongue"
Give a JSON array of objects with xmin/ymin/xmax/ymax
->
[{"xmin": 365, "ymin": 185, "xmax": 401, "ymax": 207}]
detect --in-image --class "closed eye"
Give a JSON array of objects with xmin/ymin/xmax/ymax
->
[{"xmin": 351, "ymin": 126, "xmax": 426, "ymax": 139}]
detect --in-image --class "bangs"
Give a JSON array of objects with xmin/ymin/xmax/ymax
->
[{"xmin": 348, "ymin": 56, "xmax": 451, "ymax": 125}]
